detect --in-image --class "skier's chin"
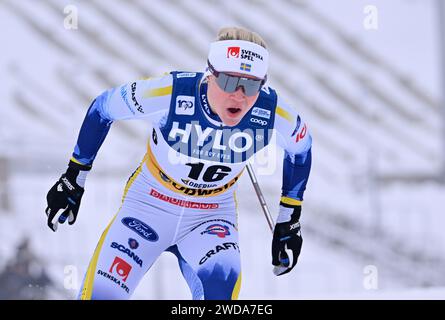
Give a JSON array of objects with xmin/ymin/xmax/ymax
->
[{"xmin": 222, "ymin": 116, "xmax": 242, "ymax": 127}]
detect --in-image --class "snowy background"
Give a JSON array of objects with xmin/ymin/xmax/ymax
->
[{"xmin": 0, "ymin": 0, "xmax": 444, "ymax": 299}]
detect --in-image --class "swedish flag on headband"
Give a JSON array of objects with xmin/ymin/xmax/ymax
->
[{"xmin": 240, "ymin": 63, "xmax": 252, "ymax": 72}]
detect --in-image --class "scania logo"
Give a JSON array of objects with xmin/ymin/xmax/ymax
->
[
  {"xmin": 121, "ymin": 217, "xmax": 159, "ymax": 242},
  {"xmin": 111, "ymin": 242, "xmax": 143, "ymax": 267},
  {"xmin": 250, "ymin": 117, "xmax": 268, "ymax": 126}
]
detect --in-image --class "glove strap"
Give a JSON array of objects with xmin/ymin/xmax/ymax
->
[
  {"xmin": 277, "ymin": 202, "xmax": 301, "ymax": 223},
  {"xmin": 68, "ymin": 158, "xmax": 92, "ymax": 171},
  {"xmin": 66, "ymin": 159, "xmax": 91, "ymax": 188}
]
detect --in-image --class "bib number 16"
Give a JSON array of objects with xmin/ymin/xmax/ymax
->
[{"xmin": 185, "ymin": 163, "xmax": 231, "ymax": 182}]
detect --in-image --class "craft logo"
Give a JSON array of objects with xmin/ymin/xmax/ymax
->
[
  {"xmin": 227, "ymin": 46, "xmax": 240, "ymax": 58},
  {"xmin": 109, "ymin": 256, "xmax": 132, "ymax": 282},
  {"xmin": 131, "ymin": 82, "xmax": 144, "ymax": 114},
  {"xmin": 199, "ymin": 242, "xmax": 239, "ymax": 265}
]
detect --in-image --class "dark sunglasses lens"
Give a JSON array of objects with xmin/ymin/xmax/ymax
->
[
  {"xmin": 215, "ymin": 73, "xmax": 262, "ymax": 96},
  {"xmin": 215, "ymin": 73, "xmax": 237, "ymax": 93},
  {"xmin": 241, "ymin": 79, "xmax": 262, "ymax": 96}
]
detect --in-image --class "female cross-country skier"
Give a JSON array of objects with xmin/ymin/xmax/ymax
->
[{"xmin": 45, "ymin": 26, "xmax": 312, "ymax": 300}]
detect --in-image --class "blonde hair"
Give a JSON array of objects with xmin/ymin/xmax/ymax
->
[{"xmin": 216, "ymin": 27, "xmax": 267, "ymax": 49}]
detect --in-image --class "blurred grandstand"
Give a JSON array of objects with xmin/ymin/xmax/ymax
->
[{"xmin": 0, "ymin": 0, "xmax": 443, "ymax": 299}]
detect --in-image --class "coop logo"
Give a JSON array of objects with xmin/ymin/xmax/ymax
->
[
  {"xmin": 175, "ymin": 95, "xmax": 195, "ymax": 115},
  {"xmin": 201, "ymin": 224, "xmax": 231, "ymax": 238},
  {"xmin": 227, "ymin": 46, "xmax": 240, "ymax": 58},
  {"xmin": 250, "ymin": 117, "xmax": 268, "ymax": 126},
  {"xmin": 121, "ymin": 217, "xmax": 159, "ymax": 242},
  {"xmin": 109, "ymin": 256, "xmax": 132, "ymax": 282}
]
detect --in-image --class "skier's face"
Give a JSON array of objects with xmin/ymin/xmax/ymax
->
[{"xmin": 207, "ymin": 73, "xmax": 260, "ymax": 126}]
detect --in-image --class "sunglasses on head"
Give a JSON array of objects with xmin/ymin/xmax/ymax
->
[{"xmin": 207, "ymin": 61, "xmax": 267, "ymax": 96}]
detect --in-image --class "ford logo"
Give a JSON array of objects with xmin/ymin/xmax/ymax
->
[{"xmin": 121, "ymin": 217, "xmax": 159, "ymax": 242}]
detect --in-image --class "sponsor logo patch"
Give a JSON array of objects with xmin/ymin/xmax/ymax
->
[
  {"xmin": 175, "ymin": 95, "xmax": 195, "ymax": 115},
  {"xmin": 121, "ymin": 217, "xmax": 159, "ymax": 242},
  {"xmin": 199, "ymin": 242, "xmax": 239, "ymax": 265},
  {"xmin": 128, "ymin": 238, "xmax": 139, "ymax": 249},
  {"xmin": 97, "ymin": 270, "xmax": 130, "ymax": 293},
  {"xmin": 250, "ymin": 117, "xmax": 268, "ymax": 126},
  {"xmin": 251, "ymin": 107, "xmax": 271, "ymax": 119},
  {"xmin": 109, "ymin": 256, "xmax": 132, "ymax": 282},
  {"xmin": 201, "ymin": 224, "xmax": 230, "ymax": 238},
  {"xmin": 177, "ymin": 72, "xmax": 197, "ymax": 78},
  {"xmin": 110, "ymin": 242, "xmax": 143, "ymax": 267},
  {"xmin": 149, "ymin": 189, "xmax": 219, "ymax": 209},
  {"xmin": 227, "ymin": 47, "xmax": 240, "ymax": 58},
  {"xmin": 294, "ymin": 123, "xmax": 307, "ymax": 143}
]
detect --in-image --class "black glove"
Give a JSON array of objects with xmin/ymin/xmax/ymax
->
[
  {"xmin": 45, "ymin": 160, "xmax": 90, "ymax": 232},
  {"xmin": 272, "ymin": 205, "xmax": 302, "ymax": 276}
]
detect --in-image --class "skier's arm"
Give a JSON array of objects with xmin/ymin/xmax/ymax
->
[
  {"xmin": 45, "ymin": 74, "xmax": 172, "ymax": 232},
  {"xmin": 271, "ymin": 95, "xmax": 312, "ymax": 275},
  {"xmin": 72, "ymin": 73, "xmax": 173, "ymax": 166},
  {"xmin": 274, "ymin": 95, "xmax": 312, "ymax": 212}
]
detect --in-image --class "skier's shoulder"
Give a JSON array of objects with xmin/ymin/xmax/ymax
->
[
  {"xmin": 273, "ymin": 91, "xmax": 307, "ymax": 125},
  {"xmin": 130, "ymin": 72, "xmax": 175, "ymax": 98}
]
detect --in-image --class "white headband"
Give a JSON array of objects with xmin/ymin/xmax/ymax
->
[{"xmin": 208, "ymin": 40, "xmax": 269, "ymax": 79}]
